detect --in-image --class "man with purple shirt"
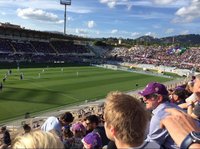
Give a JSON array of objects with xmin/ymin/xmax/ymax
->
[{"xmin": 139, "ymin": 82, "xmax": 180, "ymax": 149}]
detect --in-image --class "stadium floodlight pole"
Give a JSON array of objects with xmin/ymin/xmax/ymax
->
[{"xmin": 60, "ymin": 0, "xmax": 71, "ymax": 35}]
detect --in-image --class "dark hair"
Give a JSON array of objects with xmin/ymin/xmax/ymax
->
[
  {"xmin": 1, "ymin": 126, "xmax": 6, "ymax": 131},
  {"xmin": 60, "ymin": 112, "xmax": 74, "ymax": 123},
  {"xmin": 23, "ymin": 124, "xmax": 31, "ymax": 131},
  {"xmin": 173, "ymin": 89, "xmax": 186, "ymax": 100},
  {"xmin": 86, "ymin": 115, "xmax": 99, "ymax": 125}
]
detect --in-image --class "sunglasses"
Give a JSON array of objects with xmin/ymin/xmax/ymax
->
[{"xmin": 144, "ymin": 94, "xmax": 158, "ymax": 99}]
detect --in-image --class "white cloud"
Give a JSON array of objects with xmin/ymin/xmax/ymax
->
[
  {"xmin": 99, "ymin": 0, "xmax": 133, "ymax": 9},
  {"xmin": 127, "ymin": 3, "xmax": 133, "ymax": 10},
  {"xmin": 173, "ymin": 0, "xmax": 200, "ymax": 23},
  {"xmin": 129, "ymin": 12, "xmax": 171, "ymax": 20},
  {"xmin": 127, "ymin": 0, "xmax": 189, "ymax": 9},
  {"xmin": 180, "ymin": 30, "xmax": 189, "ymax": 35},
  {"xmin": 87, "ymin": 20, "xmax": 95, "ymax": 28},
  {"xmin": 56, "ymin": 20, "xmax": 64, "ymax": 24},
  {"xmin": 17, "ymin": 8, "xmax": 63, "ymax": 23},
  {"xmin": 0, "ymin": 12, "xmax": 6, "ymax": 15},
  {"xmin": 165, "ymin": 28, "xmax": 174, "ymax": 34},
  {"xmin": 145, "ymin": 32, "xmax": 157, "ymax": 37},
  {"xmin": 153, "ymin": 0, "xmax": 175, "ymax": 5},
  {"xmin": 68, "ymin": 17, "xmax": 73, "ymax": 21},
  {"xmin": 0, "ymin": 0, "xmax": 92, "ymax": 14},
  {"xmin": 131, "ymin": 32, "xmax": 140, "ymax": 37},
  {"xmin": 152, "ymin": 25, "xmax": 161, "ymax": 29},
  {"xmin": 100, "ymin": 0, "xmax": 117, "ymax": 8},
  {"xmin": 111, "ymin": 29, "xmax": 118, "ymax": 34},
  {"xmin": 75, "ymin": 28, "xmax": 88, "ymax": 34},
  {"xmin": 96, "ymin": 31, "xmax": 100, "ymax": 35}
]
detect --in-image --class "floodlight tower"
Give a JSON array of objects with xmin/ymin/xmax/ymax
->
[{"xmin": 60, "ymin": 0, "xmax": 71, "ymax": 35}]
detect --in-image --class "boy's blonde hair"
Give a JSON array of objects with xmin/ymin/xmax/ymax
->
[{"xmin": 104, "ymin": 91, "xmax": 148, "ymax": 146}]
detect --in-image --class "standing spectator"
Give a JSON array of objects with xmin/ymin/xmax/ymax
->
[
  {"xmin": 139, "ymin": 82, "xmax": 180, "ymax": 148},
  {"xmin": 41, "ymin": 112, "xmax": 74, "ymax": 138},
  {"xmin": 0, "ymin": 126, "xmax": 11, "ymax": 149}
]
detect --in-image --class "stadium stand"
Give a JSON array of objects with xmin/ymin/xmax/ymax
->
[
  {"xmin": 31, "ymin": 41, "xmax": 55, "ymax": 54},
  {"xmin": 0, "ymin": 38, "xmax": 13, "ymax": 53},
  {"xmin": 1, "ymin": 24, "xmax": 200, "ymax": 149},
  {"xmin": 106, "ymin": 45, "xmax": 200, "ymax": 71}
]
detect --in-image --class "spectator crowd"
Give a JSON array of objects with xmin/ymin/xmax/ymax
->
[
  {"xmin": 107, "ymin": 45, "xmax": 200, "ymax": 71},
  {"xmin": 1, "ymin": 74, "xmax": 200, "ymax": 149}
]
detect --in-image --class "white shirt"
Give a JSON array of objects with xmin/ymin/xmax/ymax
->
[
  {"xmin": 41, "ymin": 116, "xmax": 62, "ymax": 137},
  {"xmin": 185, "ymin": 93, "xmax": 198, "ymax": 103}
]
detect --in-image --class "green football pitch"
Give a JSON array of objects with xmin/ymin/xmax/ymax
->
[{"xmin": 0, "ymin": 66, "xmax": 171, "ymax": 122}]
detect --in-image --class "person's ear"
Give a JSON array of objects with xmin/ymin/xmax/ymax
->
[
  {"xmin": 110, "ymin": 125, "xmax": 115, "ymax": 136},
  {"xmin": 157, "ymin": 95, "xmax": 163, "ymax": 103}
]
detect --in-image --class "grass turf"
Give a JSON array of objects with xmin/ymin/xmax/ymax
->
[{"xmin": 0, "ymin": 66, "xmax": 171, "ymax": 122}]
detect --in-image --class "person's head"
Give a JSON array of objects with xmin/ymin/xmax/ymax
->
[
  {"xmin": 62, "ymin": 125, "xmax": 73, "ymax": 139},
  {"xmin": 1, "ymin": 126, "xmax": 6, "ymax": 133},
  {"xmin": 82, "ymin": 132, "xmax": 102, "ymax": 149},
  {"xmin": 59, "ymin": 112, "xmax": 74, "ymax": 126},
  {"xmin": 193, "ymin": 74, "xmax": 200, "ymax": 97},
  {"xmin": 12, "ymin": 130, "xmax": 64, "ymax": 149},
  {"xmin": 85, "ymin": 115, "xmax": 99, "ymax": 131},
  {"xmin": 23, "ymin": 124, "xmax": 31, "ymax": 133},
  {"xmin": 186, "ymin": 81, "xmax": 194, "ymax": 93},
  {"xmin": 171, "ymin": 88, "xmax": 186, "ymax": 103},
  {"xmin": 138, "ymin": 82, "xmax": 169, "ymax": 110},
  {"xmin": 71, "ymin": 122, "xmax": 86, "ymax": 138},
  {"xmin": 104, "ymin": 91, "xmax": 148, "ymax": 148}
]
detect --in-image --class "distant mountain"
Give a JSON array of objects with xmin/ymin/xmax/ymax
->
[
  {"xmin": 135, "ymin": 35, "xmax": 160, "ymax": 43},
  {"xmin": 161, "ymin": 34, "xmax": 200, "ymax": 45},
  {"xmin": 133, "ymin": 34, "xmax": 200, "ymax": 46}
]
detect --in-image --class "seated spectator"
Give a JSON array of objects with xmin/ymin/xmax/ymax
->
[
  {"xmin": 104, "ymin": 91, "xmax": 160, "ymax": 148},
  {"xmin": 161, "ymin": 108, "xmax": 200, "ymax": 149},
  {"xmin": 0, "ymin": 126, "xmax": 11, "ymax": 149},
  {"xmin": 71, "ymin": 122, "xmax": 86, "ymax": 138},
  {"xmin": 187, "ymin": 100, "xmax": 200, "ymax": 121},
  {"xmin": 179, "ymin": 92, "xmax": 198, "ymax": 109},
  {"xmin": 64, "ymin": 122, "xmax": 86, "ymax": 149},
  {"xmin": 82, "ymin": 132, "xmax": 102, "ymax": 149},
  {"xmin": 62, "ymin": 125, "xmax": 73, "ymax": 140},
  {"xmin": 23, "ymin": 124, "xmax": 31, "ymax": 134},
  {"xmin": 41, "ymin": 112, "xmax": 74, "ymax": 138},
  {"xmin": 187, "ymin": 74, "xmax": 200, "ymax": 121},
  {"xmin": 139, "ymin": 82, "xmax": 180, "ymax": 148},
  {"xmin": 12, "ymin": 130, "xmax": 64, "ymax": 149},
  {"xmin": 84, "ymin": 115, "xmax": 109, "ymax": 146},
  {"xmin": 185, "ymin": 81, "xmax": 194, "ymax": 96},
  {"xmin": 62, "ymin": 125, "xmax": 74, "ymax": 148},
  {"xmin": 171, "ymin": 87, "xmax": 186, "ymax": 105}
]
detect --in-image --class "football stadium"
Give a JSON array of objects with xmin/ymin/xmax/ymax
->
[
  {"xmin": 0, "ymin": 65, "xmax": 172, "ymax": 122},
  {"xmin": 1, "ymin": 0, "xmax": 200, "ymax": 148}
]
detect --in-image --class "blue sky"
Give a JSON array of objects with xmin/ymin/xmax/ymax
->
[{"xmin": 0, "ymin": 0, "xmax": 200, "ymax": 39}]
